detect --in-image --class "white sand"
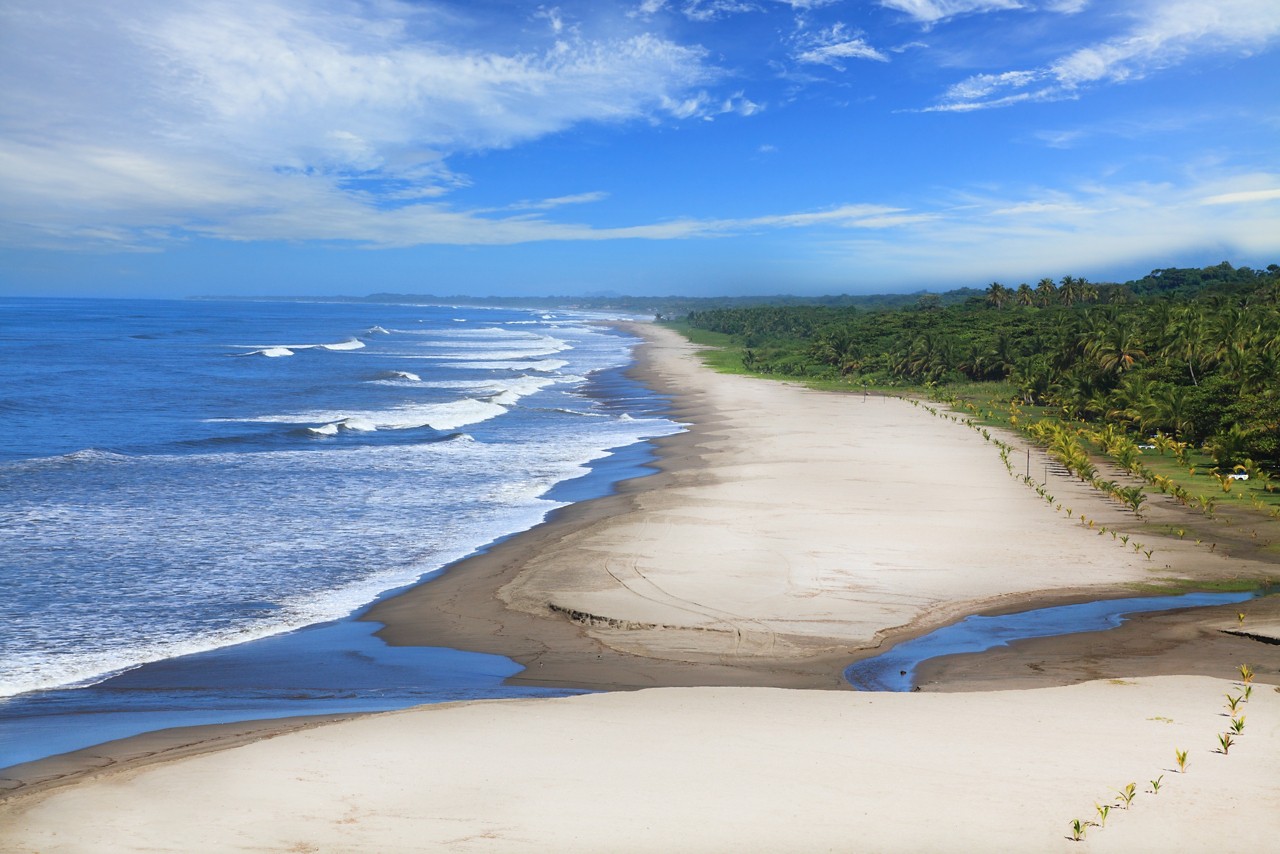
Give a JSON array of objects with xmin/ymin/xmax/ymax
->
[
  {"xmin": 3, "ymin": 676, "xmax": 1276, "ymax": 852},
  {"xmin": 501, "ymin": 325, "xmax": 1227, "ymax": 664}
]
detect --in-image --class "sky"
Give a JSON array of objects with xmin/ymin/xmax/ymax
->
[{"xmin": 1, "ymin": 0, "xmax": 1278, "ymax": 298}]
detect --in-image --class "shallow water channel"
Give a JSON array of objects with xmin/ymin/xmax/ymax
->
[{"xmin": 844, "ymin": 591, "xmax": 1261, "ymax": 692}]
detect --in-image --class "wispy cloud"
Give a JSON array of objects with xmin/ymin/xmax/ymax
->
[
  {"xmin": 793, "ymin": 23, "xmax": 890, "ymax": 68},
  {"xmin": 1045, "ymin": 0, "xmax": 1089, "ymax": 13},
  {"xmin": 505, "ymin": 192, "xmax": 611, "ymax": 211},
  {"xmin": 1199, "ymin": 186, "xmax": 1280, "ymax": 206},
  {"xmin": 928, "ymin": 0, "xmax": 1280, "ymax": 111},
  {"xmin": 0, "ymin": 0, "xmax": 744, "ymax": 250},
  {"xmin": 822, "ymin": 172, "xmax": 1280, "ymax": 285},
  {"xmin": 636, "ymin": 0, "xmax": 839, "ymax": 22},
  {"xmin": 878, "ymin": 0, "xmax": 1024, "ymax": 27},
  {"xmin": 678, "ymin": 0, "xmax": 758, "ymax": 22}
]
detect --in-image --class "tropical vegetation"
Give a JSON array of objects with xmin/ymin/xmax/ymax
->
[{"xmin": 677, "ymin": 262, "xmax": 1280, "ymax": 470}]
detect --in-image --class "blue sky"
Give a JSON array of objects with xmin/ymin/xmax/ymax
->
[{"xmin": 2, "ymin": 0, "xmax": 1278, "ymax": 297}]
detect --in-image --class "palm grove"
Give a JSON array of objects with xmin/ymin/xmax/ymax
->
[{"xmin": 680, "ymin": 263, "xmax": 1280, "ymax": 470}]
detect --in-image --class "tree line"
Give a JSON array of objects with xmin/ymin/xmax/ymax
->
[{"xmin": 682, "ymin": 263, "xmax": 1280, "ymax": 468}]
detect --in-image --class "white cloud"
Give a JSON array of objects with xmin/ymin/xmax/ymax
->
[
  {"xmin": 505, "ymin": 192, "xmax": 611, "ymax": 211},
  {"xmin": 636, "ymin": 0, "xmax": 668, "ymax": 14},
  {"xmin": 794, "ymin": 23, "xmax": 890, "ymax": 68},
  {"xmin": 1199, "ymin": 187, "xmax": 1280, "ymax": 206},
  {"xmin": 0, "ymin": 0, "xmax": 741, "ymax": 249},
  {"xmin": 822, "ymin": 173, "xmax": 1280, "ymax": 285},
  {"xmin": 1044, "ymin": 0, "xmax": 1088, "ymax": 13},
  {"xmin": 535, "ymin": 6, "xmax": 568, "ymax": 35},
  {"xmin": 646, "ymin": 0, "xmax": 837, "ymax": 23},
  {"xmin": 739, "ymin": 204, "xmax": 907, "ymax": 228},
  {"xmin": 939, "ymin": 69, "xmax": 1041, "ymax": 102},
  {"xmin": 679, "ymin": 0, "xmax": 758, "ymax": 22},
  {"xmin": 931, "ymin": 0, "xmax": 1280, "ymax": 111},
  {"xmin": 878, "ymin": 0, "xmax": 1024, "ymax": 26}
]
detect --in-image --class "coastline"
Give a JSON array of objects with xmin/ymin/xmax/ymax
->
[
  {"xmin": 365, "ymin": 321, "xmax": 1280, "ymax": 690},
  {"xmin": 3, "ymin": 319, "xmax": 1279, "ymax": 846}
]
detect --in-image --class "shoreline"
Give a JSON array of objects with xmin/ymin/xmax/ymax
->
[
  {"xmin": 4, "ymin": 320, "xmax": 1278, "ymax": 807},
  {"xmin": 365, "ymin": 321, "xmax": 1280, "ymax": 690}
]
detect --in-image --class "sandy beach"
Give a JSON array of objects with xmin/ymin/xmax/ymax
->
[
  {"xmin": 3, "ymin": 321, "xmax": 1278, "ymax": 851},
  {"xmin": 365, "ymin": 323, "xmax": 1279, "ymax": 691},
  {"xmin": 3, "ymin": 677, "xmax": 1278, "ymax": 852}
]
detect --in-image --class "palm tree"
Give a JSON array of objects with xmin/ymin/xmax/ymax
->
[
  {"xmin": 1015, "ymin": 283, "xmax": 1035, "ymax": 307},
  {"xmin": 1142, "ymin": 383, "xmax": 1196, "ymax": 440},
  {"xmin": 1059, "ymin": 275, "xmax": 1082, "ymax": 307},
  {"xmin": 985, "ymin": 282, "xmax": 1011, "ymax": 309},
  {"xmin": 1162, "ymin": 304, "xmax": 1209, "ymax": 385},
  {"xmin": 1035, "ymin": 277, "xmax": 1058, "ymax": 307},
  {"xmin": 1111, "ymin": 375, "xmax": 1156, "ymax": 431},
  {"xmin": 1085, "ymin": 318, "xmax": 1146, "ymax": 374},
  {"xmin": 810, "ymin": 328, "xmax": 860, "ymax": 374}
]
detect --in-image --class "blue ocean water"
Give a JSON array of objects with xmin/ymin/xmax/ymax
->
[{"xmin": 0, "ymin": 298, "xmax": 681, "ymax": 768}]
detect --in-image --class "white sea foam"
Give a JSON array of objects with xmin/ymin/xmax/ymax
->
[
  {"xmin": 373, "ymin": 370, "xmax": 421, "ymax": 383},
  {"xmin": 246, "ymin": 398, "xmax": 509, "ymax": 433},
  {"xmin": 231, "ymin": 338, "xmax": 364, "ymax": 355},
  {"xmin": 241, "ymin": 347, "xmax": 295, "ymax": 358},
  {"xmin": 320, "ymin": 338, "xmax": 365, "ymax": 351},
  {"xmin": 445, "ymin": 358, "xmax": 570, "ymax": 372},
  {"xmin": 2, "ymin": 422, "xmax": 686, "ymax": 699},
  {"xmin": 1, "ymin": 310, "xmax": 685, "ymax": 700},
  {"xmin": 366, "ymin": 326, "xmax": 391, "ymax": 334},
  {"xmin": 411, "ymin": 347, "xmax": 568, "ymax": 360}
]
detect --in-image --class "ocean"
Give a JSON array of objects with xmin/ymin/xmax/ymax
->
[{"xmin": 0, "ymin": 297, "xmax": 681, "ymax": 768}]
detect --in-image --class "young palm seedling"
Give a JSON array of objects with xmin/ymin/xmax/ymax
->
[
  {"xmin": 1094, "ymin": 803, "xmax": 1110, "ymax": 827},
  {"xmin": 1244, "ymin": 685, "xmax": 1253, "ymax": 702},
  {"xmin": 1226, "ymin": 694, "xmax": 1243, "ymax": 714},
  {"xmin": 1070, "ymin": 819, "xmax": 1088, "ymax": 842},
  {"xmin": 1149, "ymin": 775, "xmax": 1163, "ymax": 795},
  {"xmin": 1218, "ymin": 733, "xmax": 1235, "ymax": 755},
  {"xmin": 1116, "ymin": 782, "xmax": 1137, "ymax": 809},
  {"xmin": 1239, "ymin": 664, "xmax": 1254, "ymax": 684},
  {"xmin": 1230, "ymin": 716, "xmax": 1246, "ymax": 735},
  {"xmin": 1175, "ymin": 748, "xmax": 1188, "ymax": 773}
]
